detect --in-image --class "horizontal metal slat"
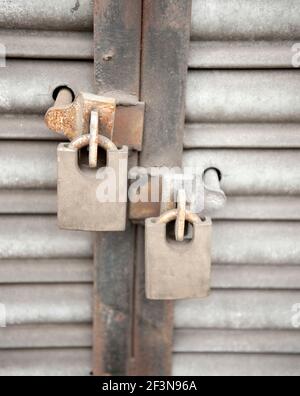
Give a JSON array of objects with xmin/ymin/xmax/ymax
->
[
  {"xmin": 174, "ymin": 329, "xmax": 300, "ymax": 354},
  {"xmin": 173, "ymin": 353, "xmax": 300, "ymax": 376},
  {"xmin": 2, "ymin": 326, "xmax": 299, "ymax": 354},
  {"xmin": 212, "ymin": 265, "xmax": 300, "ymax": 290},
  {"xmin": 0, "ymin": 259, "xmax": 298, "ymax": 290},
  {"xmin": 0, "ymin": 60, "xmax": 93, "ymax": 114},
  {"xmin": 191, "ymin": 0, "xmax": 300, "ymax": 40},
  {"xmin": 0, "ymin": 29, "xmax": 93, "ymax": 60},
  {"xmin": 0, "ymin": 142, "xmax": 57, "ymax": 189},
  {"xmin": 0, "ymin": 216, "xmax": 298, "ymax": 265},
  {"xmin": 0, "ymin": 0, "xmax": 93, "ymax": 31},
  {"xmin": 0, "ymin": 190, "xmax": 57, "ymax": 214},
  {"xmin": 4, "ymin": 143, "xmax": 300, "ymax": 195},
  {"xmin": 0, "ymin": 115, "xmax": 64, "ymax": 140},
  {"xmin": 184, "ymin": 124, "xmax": 300, "ymax": 149},
  {"xmin": 183, "ymin": 149, "xmax": 300, "ymax": 195},
  {"xmin": 0, "ymin": 216, "xmax": 93, "ymax": 259},
  {"xmin": 214, "ymin": 196, "xmax": 300, "ymax": 221},
  {"xmin": 1, "ymin": 286, "xmax": 299, "ymax": 327},
  {"xmin": 0, "ymin": 324, "xmax": 92, "ymax": 349},
  {"xmin": 1, "ymin": 191, "xmax": 300, "ymax": 221},
  {"xmin": 0, "ymin": 259, "xmax": 92, "ymax": 283},
  {"xmin": 0, "ymin": 284, "xmax": 92, "ymax": 325},
  {"xmin": 212, "ymin": 221, "xmax": 300, "ymax": 265},
  {"xmin": 186, "ymin": 71, "xmax": 300, "ymax": 123},
  {"xmin": 189, "ymin": 41, "xmax": 298, "ymax": 69},
  {"xmin": 175, "ymin": 290, "xmax": 300, "ymax": 329},
  {"xmin": 0, "ymin": 349, "xmax": 91, "ymax": 376}
]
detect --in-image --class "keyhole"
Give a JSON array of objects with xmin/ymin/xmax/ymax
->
[
  {"xmin": 78, "ymin": 147, "xmax": 107, "ymax": 173},
  {"xmin": 166, "ymin": 220, "xmax": 193, "ymax": 242}
]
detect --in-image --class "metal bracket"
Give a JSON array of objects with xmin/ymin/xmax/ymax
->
[
  {"xmin": 129, "ymin": 168, "xmax": 226, "ymax": 221},
  {"xmin": 45, "ymin": 89, "xmax": 145, "ymax": 151}
]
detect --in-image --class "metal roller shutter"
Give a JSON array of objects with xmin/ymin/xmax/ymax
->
[
  {"xmin": 174, "ymin": 0, "xmax": 300, "ymax": 376},
  {"xmin": 1, "ymin": 0, "xmax": 299, "ymax": 377},
  {"xmin": 0, "ymin": 0, "xmax": 94, "ymax": 376}
]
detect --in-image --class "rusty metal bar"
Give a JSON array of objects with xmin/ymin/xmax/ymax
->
[
  {"xmin": 133, "ymin": 0, "xmax": 192, "ymax": 376},
  {"xmin": 93, "ymin": 0, "xmax": 142, "ymax": 377}
]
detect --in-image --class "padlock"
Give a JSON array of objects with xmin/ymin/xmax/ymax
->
[
  {"xmin": 145, "ymin": 209, "xmax": 212, "ymax": 300},
  {"xmin": 57, "ymin": 133, "xmax": 128, "ymax": 232}
]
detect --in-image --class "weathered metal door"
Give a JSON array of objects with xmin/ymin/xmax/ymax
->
[
  {"xmin": 0, "ymin": 0, "xmax": 300, "ymax": 377},
  {"xmin": 0, "ymin": 0, "xmax": 191, "ymax": 376},
  {"xmin": 174, "ymin": 0, "xmax": 300, "ymax": 376}
]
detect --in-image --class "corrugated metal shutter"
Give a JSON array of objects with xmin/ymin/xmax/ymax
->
[
  {"xmin": 0, "ymin": 0, "xmax": 94, "ymax": 376},
  {"xmin": 174, "ymin": 0, "xmax": 300, "ymax": 376},
  {"xmin": 1, "ymin": 0, "xmax": 300, "ymax": 377}
]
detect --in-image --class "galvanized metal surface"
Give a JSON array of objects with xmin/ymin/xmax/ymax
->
[
  {"xmin": 175, "ymin": 290, "xmax": 300, "ymax": 329},
  {"xmin": 1, "ymin": 254, "xmax": 300, "ymax": 291},
  {"xmin": 181, "ymin": 0, "xmax": 300, "ymax": 376},
  {"xmin": 191, "ymin": 0, "xmax": 300, "ymax": 40},
  {"xmin": 0, "ymin": 284, "xmax": 92, "ymax": 325},
  {"xmin": 0, "ymin": 142, "xmax": 57, "ymax": 189},
  {"xmin": 2, "ymin": 327, "xmax": 300, "ymax": 354},
  {"xmin": 2, "ymin": 191, "xmax": 300, "ymax": 221},
  {"xmin": 0, "ymin": 190, "xmax": 57, "ymax": 214},
  {"xmin": 0, "ymin": 115, "xmax": 65, "ymax": 141},
  {"xmin": 211, "ymin": 221, "xmax": 300, "ymax": 265},
  {"xmin": 0, "ymin": 29, "xmax": 93, "ymax": 59},
  {"xmin": 0, "ymin": 60, "xmax": 93, "ymax": 114},
  {"xmin": 189, "ymin": 41, "xmax": 299, "ymax": 69},
  {"xmin": 0, "ymin": 0, "xmax": 299, "ymax": 377},
  {"xmin": 173, "ymin": 354, "xmax": 300, "ymax": 377},
  {"xmin": 0, "ymin": 349, "xmax": 91, "ymax": 377},
  {"xmin": 1, "ymin": 287, "xmax": 299, "ymax": 329},
  {"xmin": 214, "ymin": 196, "xmax": 300, "ymax": 220},
  {"xmin": 0, "ymin": 0, "xmax": 93, "ymax": 31},
  {"xmin": 0, "ymin": 259, "xmax": 92, "ymax": 284},
  {"xmin": 1, "ymin": 349, "xmax": 300, "ymax": 376},
  {"xmin": 184, "ymin": 123, "xmax": 300, "ymax": 149},
  {"xmin": 186, "ymin": 71, "xmax": 300, "ymax": 123},
  {"xmin": 174, "ymin": 330, "xmax": 300, "ymax": 354},
  {"xmin": 0, "ymin": 216, "xmax": 92, "ymax": 258},
  {"xmin": 1, "ymin": 216, "xmax": 300, "ymax": 265},
  {"xmin": 0, "ymin": 325, "xmax": 92, "ymax": 349},
  {"xmin": 184, "ymin": 149, "xmax": 300, "ymax": 195}
]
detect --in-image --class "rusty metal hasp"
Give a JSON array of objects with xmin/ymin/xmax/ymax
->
[{"xmin": 45, "ymin": 90, "xmax": 144, "ymax": 151}]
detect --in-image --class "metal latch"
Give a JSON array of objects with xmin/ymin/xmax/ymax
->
[{"xmin": 45, "ymin": 88, "xmax": 145, "ymax": 151}]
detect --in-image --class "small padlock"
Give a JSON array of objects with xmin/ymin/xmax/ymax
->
[
  {"xmin": 57, "ymin": 132, "xmax": 128, "ymax": 232},
  {"xmin": 145, "ymin": 209, "xmax": 212, "ymax": 300}
]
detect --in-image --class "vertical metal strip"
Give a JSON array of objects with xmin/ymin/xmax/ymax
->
[
  {"xmin": 139, "ymin": 0, "xmax": 192, "ymax": 168},
  {"xmin": 93, "ymin": 0, "xmax": 142, "ymax": 376},
  {"xmin": 93, "ymin": 0, "xmax": 192, "ymax": 376},
  {"xmin": 133, "ymin": 0, "xmax": 192, "ymax": 376}
]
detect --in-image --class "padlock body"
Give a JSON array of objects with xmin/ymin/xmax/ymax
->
[
  {"xmin": 57, "ymin": 143, "xmax": 128, "ymax": 232},
  {"xmin": 145, "ymin": 218, "xmax": 212, "ymax": 300}
]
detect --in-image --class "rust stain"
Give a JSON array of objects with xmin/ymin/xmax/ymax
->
[
  {"xmin": 45, "ymin": 92, "xmax": 144, "ymax": 150},
  {"xmin": 45, "ymin": 92, "xmax": 116, "ymax": 142}
]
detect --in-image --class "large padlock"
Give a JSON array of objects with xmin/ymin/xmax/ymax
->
[
  {"xmin": 57, "ymin": 134, "xmax": 128, "ymax": 232},
  {"xmin": 145, "ymin": 209, "xmax": 212, "ymax": 300}
]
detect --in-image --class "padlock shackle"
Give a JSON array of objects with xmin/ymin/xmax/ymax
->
[
  {"xmin": 69, "ymin": 133, "xmax": 118, "ymax": 152},
  {"xmin": 156, "ymin": 209, "xmax": 202, "ymax": 226}
]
